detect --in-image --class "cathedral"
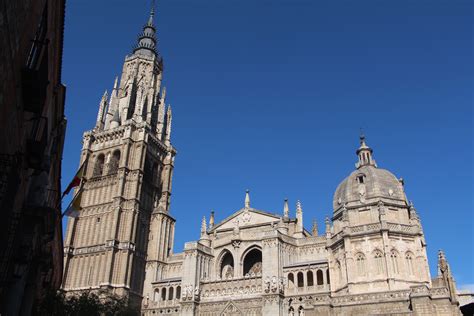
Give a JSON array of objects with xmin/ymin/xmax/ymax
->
[{"xmin": 61, "ymin": 7, "xmax": 462, "ymax": 316}]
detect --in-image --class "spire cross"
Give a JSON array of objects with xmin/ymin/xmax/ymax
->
[{"xmin": 151, "ymin": 0, "xmax": 156, "ymax": 16}]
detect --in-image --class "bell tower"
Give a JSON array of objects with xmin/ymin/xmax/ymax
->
[{"xmin": 62, "ymin": 6, "xmax": 176, "ymax": 307}]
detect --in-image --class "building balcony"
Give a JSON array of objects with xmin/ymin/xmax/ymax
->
[{"xmin": 200, "ymin": 276, "xmax": 263, "ymax": 300}]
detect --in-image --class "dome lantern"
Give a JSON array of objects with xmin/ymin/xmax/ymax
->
[{"xmin": 356, "ymin": 134, "xmax": 377, "ymax": 169}]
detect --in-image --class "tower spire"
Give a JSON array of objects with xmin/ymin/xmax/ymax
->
[
  {"xmin": 356, "ymin": 133, "xmax": 377, "ymax": 168},
  {"xmin": 133, "ymin": 3, "xmax": 159, "ymax": 57}
]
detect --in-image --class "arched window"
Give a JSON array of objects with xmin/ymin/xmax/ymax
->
[
  {"xmin": 390, "ymin": 250, "xmax": 399, "ymax": 274},
  {"xmin": 326, "ymin": 269, "xmax": 330, "ymax": 284},
  {"xmin": 220, "ymin": 251, "xmax": 234, "ymax": 279},
  {"xmin": 356, "ymin": 253, "xmax": 366, "ymax": 276},
  {"xmin": 288, "ymin": 273, "xmax": 295, "ymax": 289},
  {"xmin": 176, "ymin": 286, "xmax": 181, "ymax": 299},
  {"xmin": 108, "ymin": 150, "xmax": 120, "ymax": 174},
  {"xmin": 161, "ymin": 288, "xmax": 166, "ymax": 301},
  {"xmin": 374, "ymin": 250, "xmax": 384, "ymax": 275},
  {"xmin": 297, "ymin": 272, "xmax": 304, "ymax": 288},
  {"xmin": 153, "ymin": 289, "xmax": 159, "ymax": 301},
  {"xmin": 243, "ymin": 248, "xmax": 262, "ymax": 276},
  {"xmin": 307, "ymin": 271, "xmax": 314, "ymax": 286},
  {"xmin": 93, "ymin": 154, "xmax": 105, "ymax": 177},
  {"xmin": 405, "ymin": 252, "xmax": 414, "ymax": 275},
  {"xmin": 168, "ymin": 287, "xmax": 174, "ymax": 300},
  {"xmin": 316, "ymin": 269, "xmax": 324, "ymax": 285}
]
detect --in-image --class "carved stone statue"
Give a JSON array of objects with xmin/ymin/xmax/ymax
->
[
  {"xmin": 279, "ymin": 277, "xmax": 285, "ymax": 293},
  {"xmin": 271, "ymin": 276, "xmax": 278, "ymax": 292},
  {"xmin": 194, "ymin": 286, "xmax": 201, "ymax": 298},
  {"xmin": 248, "ymin": 262, "xmax": 262, "ymax": 275},
  {"xmin": 222, "ymin": 264, "xmax": 234, "ymax": 279},
  {"xmin": 264, "ymin": 277, "xmax": 271, "ymax": 293}
]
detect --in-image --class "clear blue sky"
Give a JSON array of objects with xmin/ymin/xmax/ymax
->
[{"xmin": 61, "ymin": 0, "xmax": 473, "ymax": 289}]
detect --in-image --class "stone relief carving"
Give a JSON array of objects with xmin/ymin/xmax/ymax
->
[
  {"xmin": 264, "ymin": 276, "xmax": 285, "ymax": 294},
  {"xmin": 241, "ymin": 210, "xmax": 251, "ymax": 223},
  {"xmin": 232, "ymin": 240, "xmax": 241, "ymax": 249}
]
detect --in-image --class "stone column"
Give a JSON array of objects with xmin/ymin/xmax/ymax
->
[
  {"xmin": 262, "ymin": 235, "xmax": 283, "ymax": 315},
  {"xmin": 180, "ymin": 242, "xmax": 200, "ymax": 316}
]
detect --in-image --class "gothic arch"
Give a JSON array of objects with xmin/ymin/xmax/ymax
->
[
  {"xmin": 405, "ymin": 251, "xmax": 415, "ymax": 275},
  {"xmin": 217, "ymin": 249, "xmax": 235, "ymax": 279},
  {"xmin": 355, "ymin": 252, "xmax": 366, "ymax": 276},
  {"xmin": 390, "ymin": 249, "xmax": 399, "ymax": 274},
  {"xmin": 108, "ymin": 149, "xmax": 121, "ymax": 174},
  {"xmin": 373, "ymin": 249, "xmax": 384, "ymax": 275},
  {"xmin": 92, "ymin": 153, "xmax": 105, "ymax": 177},
  {"xmin": 241, "ymin": 245, "xmax": 262, "ymax": 276}
]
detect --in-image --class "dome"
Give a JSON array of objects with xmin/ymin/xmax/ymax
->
[
  {"xmin": 333, "ymin": 165, "xmax": 406, "ymax": 211},
  {"xmin": 332, "ymin": 136, "xmax": 407, "ymax": 212}
]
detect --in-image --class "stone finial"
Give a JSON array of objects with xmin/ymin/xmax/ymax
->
[
  {"xmin": 283, "ymin": 198, "xmax": 289, "ymax": 218},
  {"xmin": 245, "ymin": 190, "xmax": 250, "ymax": 208},
  {"xmin": 311, "ymin": 219, "xmax": 318, "ymax": 236},
  {"xmin": 200, "ymin": 216, "xmax": 207, "ymax": 237},
  {"xmin": 325, "ymin": 216, "xmax": 331, "ymax": 237},
  {"xmin": 296, "ymin": 200, "xmax": 302, "ymax": 214},
  {"xmin": 113, "ymin": 76, "xmax": 119, "ymax": 91},
  {"xmin": 209, "ymin": 211, "xmax": 215, "ymax": 229},
  {"xmin": 164, "ymin": 105, "xmax": 172, "ymax": 144},
  {"xmin": 438, "ymin": 249, "xmax": 448, "ymax": 274},
  {"xmin": 95, "ymin": 90, "xmax": 108, "ymax": 130},
  {"xmin": 295, "ymin": 200, "xmax": 303, "ymax": 235},
  {"xmin": 409, "ymin": 201, "xmax": 419, "ymax": 221}
]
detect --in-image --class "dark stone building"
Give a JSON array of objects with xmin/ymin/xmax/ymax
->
[{"xmin": 0, "ymin": 0, "xmax": 66, "ymax": 314}]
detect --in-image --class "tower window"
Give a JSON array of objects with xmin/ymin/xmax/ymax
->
[
  {"xmin": 93, "ymin": 154, "xmax": 105, "ymax": 177},
  {"xmin": 356, "ymin": 253, "xmax": 366, "ymax": 276},
  {"xmin": 97, "ymin": 217, "xmax": 101, "ymax": 223},
  {"xmin": 357, "ymin": 175, "xmax": 365, "ymax": 184}
]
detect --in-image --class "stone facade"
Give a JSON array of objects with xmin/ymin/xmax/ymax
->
[{"xmin": 62, "ymin": 7, "xmax": 462, "ymax": 316}]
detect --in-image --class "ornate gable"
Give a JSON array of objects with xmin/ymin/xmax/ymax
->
[
  {"xmin": 212, "ymin": 208, "xmax": 281, "ymax": 231},
  {"xmin": 220, "ymin": 301, "xmax": 243, "ymax": 316}
]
